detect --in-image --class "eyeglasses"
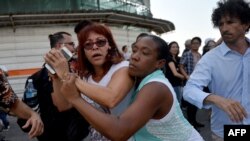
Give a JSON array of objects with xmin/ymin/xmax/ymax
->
[
  {"xmin": 83, "ymin": 39, "xmax": 107, "ymax": 50},
  {"xmin": 61, "ymin": 42, "xmax": 75, "ymax": 47}
]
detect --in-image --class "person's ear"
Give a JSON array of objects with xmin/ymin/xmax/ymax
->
[{"xmin": 156, "ymin": 59, "xmax": 166, "ymax": 69}]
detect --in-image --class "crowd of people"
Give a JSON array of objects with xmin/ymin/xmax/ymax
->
[{"xmin": 0, "ymin": 0, "xmax": 249, "ymax": 141}]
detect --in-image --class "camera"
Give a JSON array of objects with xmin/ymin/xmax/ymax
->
[{"xmin": 45, "ymin": 46, "xmax": 73, "ymax": 74}]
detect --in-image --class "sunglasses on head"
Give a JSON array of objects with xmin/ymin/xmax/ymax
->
[{"xmin": 83, "ymin": 39, "xmax": 107, "ymax": 50}]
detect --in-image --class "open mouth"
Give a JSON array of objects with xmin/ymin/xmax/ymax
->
[{"xmin": 92, "ymin": 53, "xmax": 102, "ymax": 58}]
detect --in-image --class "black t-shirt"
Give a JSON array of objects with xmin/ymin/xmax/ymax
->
[
  {"xmin": 17, "ymin": 67, "xmax": 89, "ymax": 141},
  {"xmin": 164, "ymin": 57, "xmax": 183, "ymax": 87}
]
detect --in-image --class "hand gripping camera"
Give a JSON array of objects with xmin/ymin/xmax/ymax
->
[{"xmin": 45, "ymin": 46, "xmax": 73, "ymax": 74}]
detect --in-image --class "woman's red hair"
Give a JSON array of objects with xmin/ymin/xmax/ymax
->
[{"xmin": 77, "ymin": 22, "xmax": 123, "ymax": 78}]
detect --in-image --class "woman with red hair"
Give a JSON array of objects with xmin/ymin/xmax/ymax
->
[{"xmin": 45, "ymin": 22, "xmax": 134, "ymax": 140}]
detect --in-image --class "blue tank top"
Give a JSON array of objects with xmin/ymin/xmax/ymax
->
[{"xmin": 130, "ymin": 70, "xmax": 202, "ymax": 141}]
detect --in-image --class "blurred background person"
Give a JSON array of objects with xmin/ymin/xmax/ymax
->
[
  {"xmin": 122, "ymin": 45, "xmax": 131, "ymax": 60},
  {"xmin": 180, "ymin": 36, "xmax": 204, "ymax": 129},
  {"xmin": 202, "ymin": 38, "xmax": 216, "ymax": 55},
  {"xmin": 182, "ymin": 39, "xmax": 191, "ymax": 55},
  {"xmin": 164, "ymin": 41, "xmax": 185, "ymax": 105}
]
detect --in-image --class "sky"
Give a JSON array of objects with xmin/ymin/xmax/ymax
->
[{"xmin": 150, "ymin": 0, "xmax": 250, "ymax": 53}]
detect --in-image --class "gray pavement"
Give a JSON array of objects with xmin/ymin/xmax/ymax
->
[
  {"xmin": 196, "ymin": 109, "xmax": 212, "ymax": 141},
  {"xmin": 0, "ymin": 116, "xmax": 37, "ymax": 141},
  {"xmin": 0, "ymin": 109, "xmax": 212, "ymax": 141}
]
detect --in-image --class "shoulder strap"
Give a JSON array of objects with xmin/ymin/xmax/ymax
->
[{"xmin": 130, "ymin": 70, "xmax": 165, "ymax": 103}]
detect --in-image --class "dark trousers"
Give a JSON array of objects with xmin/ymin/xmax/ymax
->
[
  {"xmin": 186, "ymin": 101, "xmax": 198, "ymax": 125},
  {"xmin": 0, "ymin": 112, "xmax": 9, "ymax": 128}
]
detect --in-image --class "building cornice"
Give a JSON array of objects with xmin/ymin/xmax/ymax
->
[{"xmin": 0, "ymin": 10, "xmax": 175, "ymax": 34}]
